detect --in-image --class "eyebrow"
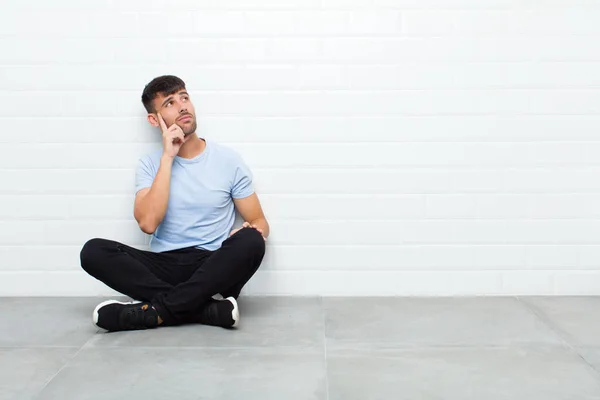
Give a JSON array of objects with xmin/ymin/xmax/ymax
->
[
  {"xmin": 160, "ymin": 96, "xmax": 173, "ymax": 108},
  {"xmin": 160, "ymin": 91, "xmax": 189, "ymax": 107}
]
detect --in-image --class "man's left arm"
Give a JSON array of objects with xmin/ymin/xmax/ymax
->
[{"xmin": 233, "ymin": 193, "xmax": 270, "ymax": 240}]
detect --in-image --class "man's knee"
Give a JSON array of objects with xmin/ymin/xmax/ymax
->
[
  {"xmin": 80, "ymin": 238, "xmax": 110, "ymax": 275},
  {"xmin": 237, "ymin": 227, "xmax": 266, "ymax": 257}
]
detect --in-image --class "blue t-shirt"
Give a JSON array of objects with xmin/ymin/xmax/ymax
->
[{"xmin": 134, "ymin": 138, "xmax": 254, "ymax": 252}]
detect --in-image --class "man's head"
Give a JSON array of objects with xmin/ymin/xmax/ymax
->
[{"xmin": 141, "ymin": 75, "xmax": 197, "ymax": 136}]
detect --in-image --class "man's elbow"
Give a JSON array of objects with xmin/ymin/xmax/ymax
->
[
  {"xmin": 137, "ymin": 217, "xmax": 157, "ymax": 235},
  {"xmin": 139, "ymin": 224, "xmax": 156, "ymax": 235}
]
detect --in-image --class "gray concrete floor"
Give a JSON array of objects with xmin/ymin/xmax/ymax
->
[{"xmin": 2, "ymin": 296, "xmax": 600, "ymax": 399}]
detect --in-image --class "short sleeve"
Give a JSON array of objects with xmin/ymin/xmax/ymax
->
[
  {"xmin": 135, "ymin": 156, "xmax": 155, "ymax": 194},
  {"xmin": 231, "ymin": 153, "xmax": 254, "ymax": 199}
]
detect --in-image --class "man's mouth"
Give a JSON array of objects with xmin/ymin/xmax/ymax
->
[{"xmin": 178, "ymin": 115, "xmax": 193, "ymax": 122}]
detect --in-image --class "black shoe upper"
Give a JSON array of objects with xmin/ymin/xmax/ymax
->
[
  {"xmin": 198, "ymin": 300, "xmax": 235, "ymax": 328},
  {"xmin": 97, "ymin": 302, "xmax": 159, "ymax": 332}
]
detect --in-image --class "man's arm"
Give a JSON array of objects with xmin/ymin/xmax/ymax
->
[
  {"xmin": 134, "ymin": 154, "xmax": 173, "ymax": 234},
  {"xmin": 233, "ymin": 193, "xmax": 270, "ymax": 239},
  {"xmin": 134, "ymin": 112, "xmax": 190, "ymax": 234}
]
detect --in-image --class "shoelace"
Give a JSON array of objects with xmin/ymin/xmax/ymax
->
[{"xmin": 122, "ymin": 304, "xmax": 152, "ymax": 328}]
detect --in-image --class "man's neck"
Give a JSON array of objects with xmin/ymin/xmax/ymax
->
[{"xmin": 178, "ymin": 134, "xmax": 206, "ymax": 159}]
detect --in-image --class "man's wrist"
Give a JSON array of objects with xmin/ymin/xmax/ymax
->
[{"xmin": 160, "ymin": 154, "xmax": 174, "ymax": 164}]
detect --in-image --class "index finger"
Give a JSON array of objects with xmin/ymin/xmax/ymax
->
[{"xmin": 156, "ymin": 112, "xmax": 168, "ymax": 132}]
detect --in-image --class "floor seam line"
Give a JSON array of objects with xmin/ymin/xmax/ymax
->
[
  {"xmin": 31, "ymin": 333, "xmax": 99, "ymax": 399},
  {"xmin": 322, "ymin": 296, "xmax": 330, "ymax": 400},
  {"xmin": 516, "ymin": 296, "xmax": 600, "ymax": 379}
]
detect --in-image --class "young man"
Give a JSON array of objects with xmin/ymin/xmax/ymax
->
[{"xmin": 80, "ymin": 75, "xmax": 269, "ymax": 333}]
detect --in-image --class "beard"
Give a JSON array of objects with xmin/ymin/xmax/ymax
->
[{"xmin": 177, "ymin": 118, "xmax": 197, "ymax": 136}]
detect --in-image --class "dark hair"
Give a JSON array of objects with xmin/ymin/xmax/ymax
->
[{"xmin": 141, "ymin": 75, "xmax": 186, "ymax": 113}]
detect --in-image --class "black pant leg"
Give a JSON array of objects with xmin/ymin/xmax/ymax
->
[
  {"xmin": 80, "ymin": 237, "xmax": 183, "ymax": 302},
  {"xmin": 151, "ymin": 228, "xmax": 266, "ymax": 325}
]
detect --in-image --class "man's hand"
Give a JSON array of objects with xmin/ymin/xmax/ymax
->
[
  {"xmin": 158, "ymin": 112, "xmax": 189, "ymax": 159},
  {"xmin": 229, "ymin": 221, "xmax": 267, "ymax": 241}
]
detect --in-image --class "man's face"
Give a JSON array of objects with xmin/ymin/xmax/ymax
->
[{"xmin": 150, "ymin": 89, "xmax": 197, "ymax": 136}]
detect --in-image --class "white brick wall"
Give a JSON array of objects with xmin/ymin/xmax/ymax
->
[{"xmin": 1, "ymin": 0, "xmax": 600, "ymax": 296}]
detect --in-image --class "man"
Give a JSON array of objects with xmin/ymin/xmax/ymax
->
[{"xmin": 79, "ymin": 75, "xmax": 269, "ymax": 333}]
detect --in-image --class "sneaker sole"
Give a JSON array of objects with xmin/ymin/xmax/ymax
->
[
  {"xmin": 225, "ymin": 296, "xmax": 240, "ymax": 328},
  {"xmin": 92, "ymin": 300, "xmax": 139, "ymax": 327}
]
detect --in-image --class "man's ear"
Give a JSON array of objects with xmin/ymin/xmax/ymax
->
[{"xmin": 147, "ymin": 113, "xmax": 159, "ymax": 127}]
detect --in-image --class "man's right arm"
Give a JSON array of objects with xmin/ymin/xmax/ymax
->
[
  {"xmin": 134, "ymin": 111, "xmax": 191, "ymax": 234},
  {"xmin": 134, "ymin": 154, "xmax": 173, "ymax": 234}
]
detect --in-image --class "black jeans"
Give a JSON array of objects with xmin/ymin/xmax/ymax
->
[{"xmin": 80, "ymin": 227, "xmax": 266, "ymax": 326}]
